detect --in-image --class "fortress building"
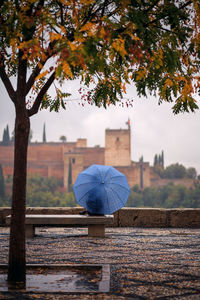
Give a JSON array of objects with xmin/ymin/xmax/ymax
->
[{"xmin": 0, "ymin": 121, "xmax": 152, "ymax": 190}]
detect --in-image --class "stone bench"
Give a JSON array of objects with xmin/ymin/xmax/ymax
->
[{"xmin": 6, "ymin": 214, "xmax": 114, "ymax": 238}]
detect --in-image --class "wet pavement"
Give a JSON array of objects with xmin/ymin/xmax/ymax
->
[{"xmin": 0, "ymin": 227, "xmax": 200, "ymax": 299}]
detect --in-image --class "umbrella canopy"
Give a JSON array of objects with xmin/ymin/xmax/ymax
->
[{"xmin": 73, "ymin": 164, "xmax": 131, "ymax": 214}]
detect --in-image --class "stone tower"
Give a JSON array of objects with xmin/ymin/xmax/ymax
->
[{"xmin": 105, "ymin": 119, "xmax": 131, "ymax": 166}]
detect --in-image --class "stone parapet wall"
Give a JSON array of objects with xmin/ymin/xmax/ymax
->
[{"xmin": 0, "ymin": 207, "xmax": 200, "ymax": 228}]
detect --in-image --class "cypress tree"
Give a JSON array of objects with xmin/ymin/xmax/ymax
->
[
  {"xmin": 139, "ymin": 157, "xmax": 143, "ymax": 189},
  {"xmin": 158, "ymin": 154, "xmax": 162, "ymax": 166},
  {"xmin": 6, "ymin": 125, "xmax": 10, "ymax": 143},
  {"xmin": 154, "ymin": 154, "xmax": 158, "ymax": 167},
  {"xmin": 68, "ymin": 158, "xmax": 72, "ymax": 192},
  {"xmin": 2, "ymin": 125, "xmax": 10, "ymax": 145},
  {"xmin": 0, "ymin": 164, "xmax": 5, "ymax": 198},
  {"xmin": 161, "ymin": 150, "xmax": 164, "ymax": 168},
  {"xmin": 2, "ymin": 129, "xmax": 6, "ymax": 145},
  {"xmin": 43, "ymin": 123, "xmax": 46, "ymax": 143}
]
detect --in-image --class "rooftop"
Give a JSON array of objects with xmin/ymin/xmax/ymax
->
[{"xmin": 0, "ymin": 226, "xmax": 199, "ymax": 299}]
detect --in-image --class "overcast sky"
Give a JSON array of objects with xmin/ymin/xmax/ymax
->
[{"xmin": 1, "ymin": 79, "xmax": 200, "ymax": 174}]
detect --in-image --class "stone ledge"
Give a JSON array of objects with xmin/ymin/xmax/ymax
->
[{"xmin": 0, "ymin": 207, "xmax": 200, "ymax": 228}]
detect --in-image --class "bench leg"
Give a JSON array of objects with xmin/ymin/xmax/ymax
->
[
  {"xmin": 25, "ymin": 225, "xmax": 35, "ymax": 238},
  {"xmin": 88, "ymin": 224, "xmax": 105, "ymax": 237}
]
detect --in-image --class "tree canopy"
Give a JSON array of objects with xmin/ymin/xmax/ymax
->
[{"xmin": 1, "ymin": 0, "xmax": 200, "ymax": 113}]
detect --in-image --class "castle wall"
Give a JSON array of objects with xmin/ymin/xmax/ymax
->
[
  {"xmin": 0, "ymin": 143, "xmax": 70, "ymax": 180},
  {"xmin": 0, "ymin": 146, "xmax": 14, "ymax": 178},
  {"xmin": 81, "ymin": 147, "xmax": 105, "ymax": 167},
  {"xmin": 105, "ymin": 129, "xmax": 131, "ymax": 166},
  {"xmin": 117, "ymin": 162, "xmax": 151, "ymax": 188}
]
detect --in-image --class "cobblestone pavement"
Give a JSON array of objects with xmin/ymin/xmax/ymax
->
[{"xmin": 0, "ymin": 227, "xmax": 200, "ymax": 299}]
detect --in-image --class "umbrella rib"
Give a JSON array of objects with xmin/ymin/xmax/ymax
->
[
  {"xmin": 81, "ymin": 173, "xmax": 99, "ymax": 179},
  {"xmin": 94, "ymin": 165, "xmax": 104, "ymax": 182},
  {"xmin": 108, "ymin": 182, "xmax": 130, "ymax": 191},
  {"xmin": 74, "ymin": 181, "xmax": 99, "ymax": 187},
  {"xmin": 75, "ymin": 187, "xmax": 96, "ymax": 204},
  {"xmin": 104, "ymin": 167, "xmax": 112, "ymax": 181},
  {"xmin": 108, "ymin": 186, "xmax": 126, "ymax": 211}
]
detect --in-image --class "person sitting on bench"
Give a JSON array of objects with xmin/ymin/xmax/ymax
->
[{"xmin": 79, "ymin": 188, "xmax": 104, "ymax": 216}]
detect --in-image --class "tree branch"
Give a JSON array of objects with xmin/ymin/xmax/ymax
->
[
  {"xmin": 0, "ymin": 64, "xmax": 16, "ymax": 103},
  {"xmin": 16, "ymin": 51, "xmax": 27, "ymax": 102},
  {"xmin": 27, "ymin": 71, "xmax": 55, "ymax": 117},
  {"xmin": 26, "ymin": 41, "xmax": 56, "ymax": 95},
  {"xmin": 26, "ymin": 58, "xmax": 49, "ymax": 96}
]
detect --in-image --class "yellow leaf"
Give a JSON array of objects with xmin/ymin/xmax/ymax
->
[
  {"xmin": 164, "ymin": 78, "xmax": 173, "ymax": 89},
  {"xmin": 35, "ymin": 70, "xmax": 48, "ymax": 81},
  {"xmin": 41, "ymin": 52, "xmax": 47, "ymax": 61},
  {"xmin": 122, "ymin": 82, "xmax": 126, "ymax": 93},
  {"xmin": 99, "ymin": 27, "xmax": 106, "ymax": 38},
  {"xmin": 80, "ymin": 0, "xmax": 95, "ymax": 4},
  {"xmin": 136, "ymin": 68, "xmax": 147, "ymax": 81},
  {"xmin": 80, "ymin": 22, "xmax": 94, "ymax": 32},
  {"xmin": 112, "ymin": 38, "xmax": 127, "ymax": 57},
  {"xmin": 49, "ymin": 32, "xmax": 62, "ymax": 42},
  {"xmin": 68, "ymin": 41, "xmax": 77, "ymax": 51},
  {"xmin": 63, "ymin": 62, "xmax": 73, "ymax": 77}
]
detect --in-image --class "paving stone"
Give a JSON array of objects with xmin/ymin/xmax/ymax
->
[{"xmin": 0, "ymin": 227, "xmax": 199, "ymax": 299}]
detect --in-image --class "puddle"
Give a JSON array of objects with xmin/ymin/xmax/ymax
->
[{"xmin": 0, "ymin": 264, "xmax": 110, "ymax": 293}]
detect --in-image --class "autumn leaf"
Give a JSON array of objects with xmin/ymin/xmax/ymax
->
[
  {"xmin": 35, "ymin": 70, "xmax": 48, "ymax": 81},
  {"xmin": 62, "ymin": 62, "xmax": 73, "ymax": 78},
  {"xmin": 112, "ymin": 38, "xmax": 127, "ymax": 58},
  {"xmin": 136, "ymin": 68, "xmax": 147, "ymax": 81}
]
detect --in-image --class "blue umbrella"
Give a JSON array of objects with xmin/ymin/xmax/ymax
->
[{"xmin": 73, "ymin": 164, "xmax": 131, "ymax": 214}]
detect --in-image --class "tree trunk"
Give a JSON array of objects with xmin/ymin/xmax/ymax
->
[{"xmin": 7, "ymin": 107, "xmax": 30, "ymax": 283}]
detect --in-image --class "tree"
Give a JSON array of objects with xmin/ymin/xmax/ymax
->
[
  {"xmin": 154, "ymin": 154, "xmax": 158, "ymax": 167},
  {"xmin": 161, "ymin": 151, "xmax": 164, "ymax": 169},
  {"xmin": 2, "ymin": 124, "xmax": 10, "ymax": 146},
  {"xmin": 0, "ymin": 0, "xmax": 199, "ymax": 284},
  {"xmin": 42, "ymin": 123, "xmax": 46, "ymax": 143},
  {"xmin": 186, "ymin": 167, "xmax": 197, "ymax": 179},
  {"xmin": 0, "ymin": 164, "xmax": 5, "ymax": 198},
  {"xmin": 139, "ymin": 155, "xmax": 144, "ymax": 189},
  {"xmin": 68, "ymin": 158, "xmax": 72, "ymax": 192},
  {"xmin": 60, "ymin": 135, "xmax": 67, "ymax": 143},
  {"xmin": 163, "ymin": 163, "xmax": 186, "ymax": 179},
  {"xmin": 153, "ymin": 151, "xmax": 165, "ymax": 177}
]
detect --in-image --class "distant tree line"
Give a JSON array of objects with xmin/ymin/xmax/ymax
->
[
  {"xmin": 0, "ymin": 172, "xmax": 200, "ymax": 209},
  {"xmin": 153, "ymin": 151, "xmax": 198, "ymax": 179},
  {"xmin": 1, "ymin": 123, "xmax": 68, "ymax": 144},
  {"xmin": 127, "ymin": 183, "xmax": 200, "ymax": 208},
  {"xmin": 0, "ymin": 173, "xmax": 77, "ymax": 207},
  {"xmin": 1, "ymin": 124, "xmax": 33, "ymax": 145}
]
